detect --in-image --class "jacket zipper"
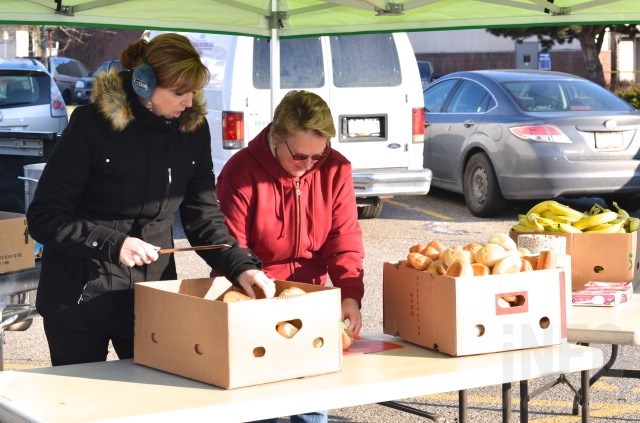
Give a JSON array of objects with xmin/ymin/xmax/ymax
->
[{"xmin": 293, "ymin": 179, "xmax": 301, "ymax": 280}]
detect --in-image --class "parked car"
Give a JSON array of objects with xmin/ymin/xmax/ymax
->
[
  {"xmin": 40, "ymin": 56, "xmax": 91, "ymax": 104},
  {"xmin": 422, "ymin": 69, "xmax": 640, "ymax": 217},
  {"xmin": 75, "ymin": 59, "xmax": 125, "ymax": 104},
  {"xmin": 0, "ymin": 58, "xmax": 68, "ymax": 133},
  {"xmin": 417, "ymin": 60, "xmax": 435, "ymax": 89}
]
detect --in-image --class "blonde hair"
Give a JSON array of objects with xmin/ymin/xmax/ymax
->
[
  {"xmin": 120, "ymin": 33, "xmax": 210, "ymax": 93},
  {"xmin": 270, "ymin": 90, "xmax": 336, "ymax": 143}
]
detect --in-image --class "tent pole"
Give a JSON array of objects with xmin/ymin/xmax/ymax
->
[{"xmin": 269, "ymin": 0, "xmax": 281, "ymax": 118}]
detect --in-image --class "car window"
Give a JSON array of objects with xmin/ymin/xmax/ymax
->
[
  {"xmin": 53, "ymin": 58, "xmax": 90, "ymax": 78},
  {"xmin": 330, "ymin": 33, "xmax": 401, "ymax": 87},
  {"xmin": 253, "ymin": 37, "xmax": 324, "ymax": 89},
  {"xmin": 0, "ymin": 74, "xmax": 47, "ymax": 107},
  {"xmin": 503, "ymin": 80, "xmax": 634, "ymax": 112},
  {"xmin": 423, "ymin": 79, "xmax": 458, "ymax": 112},
  {"xmin": 446, "ymin": 80, "xmax": 494, "ymax": 113}
]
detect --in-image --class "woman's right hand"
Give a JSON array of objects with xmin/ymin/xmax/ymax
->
[
  {"xmin": 237, "ymin": 269, "xmax": 276, "ymax": 299},
  {"xmin": 119, "ymin": 237, "xmax": 160, "ymax": 267}
]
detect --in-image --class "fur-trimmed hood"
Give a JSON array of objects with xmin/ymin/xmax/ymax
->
[{"xmin": 91, "ymin": 69, "xmax": 207, "ymax": 133}]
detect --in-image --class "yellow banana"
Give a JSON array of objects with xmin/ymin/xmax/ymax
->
[
  {"xmin": 526, "ymin": 200, "xmax": 552, "ymax": 217},
  {"xmin": 612, "ymin": 201, "xmax": 630, "ymax": 220},
  {"xmin": 512, "ymin": 224, "xmax": 535, "ymax": 233},
  {"xmin": 558, "ymin": 223, "xmax": 582, "ymax": 233},
  {"xmin": 572, "ymin": 211, "xmax": 618, "ymax": 231},
  {"xmin": 517, "ymin": 214, "xmax": 536, "ymax": 229},
  {"xmin": 627, "ymin": 217, "xmax": 640, "ymax": 233},
  {"xmin": 540, "ymin": 210, "xmax": 582, "ymax": 223},
  {"xmin": 584, "ymin": 221, "xmax": 625, "ymax": 233},
  {"xmin": 547, "ymin": 200, "xmax": 585, "ymax": 221}
]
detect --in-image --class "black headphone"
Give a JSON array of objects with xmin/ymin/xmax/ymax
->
[{"xmin": 132, "ymin": 53, "xmax": 156, "ymax": 99}]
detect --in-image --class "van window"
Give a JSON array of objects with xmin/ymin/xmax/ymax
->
[
  {"xmin": 52, "ymin": 58, "xmax": 89, "ymax": 78},
  {"xmin": 330, "ymin": 34, "xmax": 401, "ymax": 87},
  {"xmin": 253, "ymin": 37, "xmax": 324, "ymax": 89}
]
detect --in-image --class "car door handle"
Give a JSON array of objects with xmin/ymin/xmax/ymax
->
[{"xmin": 463, "ymin": 119, "xmax": 476, "ymax": 128}]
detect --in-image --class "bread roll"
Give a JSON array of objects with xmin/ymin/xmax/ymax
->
[
  {"xmin": 278, "ymin": 287, "xmax": 307, "ymax": 298},
  {"xmin": 492, "ymin": 253, "xmax": 523, "ymax": 275},
  {"xmin": 409, "ymin": 243, "xmax": 427, "ymax": 253},
  {"xmin": 473, "ymin": 243, "xmax": 509, "ymax": 267},
  {"xmin": 276, "ymin": 322, "xmax": 299, "ymax": 338},
  {"xmin": 445, "ymin": 259, "xmax": 474, "ymax": 277},
  {"xmin": 222, "ymin": 290, "xmax": 252, "ymax": 302},
  {"xmin": 407, "ymin": 252, "xmax": 433, "ymax": 270},
  {"xmin": 471, "ymin": 262, "xmax": 491, "ymax": 276}
]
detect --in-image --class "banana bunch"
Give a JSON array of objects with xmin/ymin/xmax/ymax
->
[{"xmin": 511, "ymin": 200, "xmax": 640, "ymax": 234}]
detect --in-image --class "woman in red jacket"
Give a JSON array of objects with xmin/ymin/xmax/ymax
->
[{"xmin": 216, "ymin": 90, "xmax": 365, "ymax": 423}]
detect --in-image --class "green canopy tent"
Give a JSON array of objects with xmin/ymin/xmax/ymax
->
[
  {"xmin": 0, "ymin": 0, "xmax": 639, "ymax": 37},
  {"xmin": 2, "ymin": 0, "xmax": 638, "ymax": 108}
]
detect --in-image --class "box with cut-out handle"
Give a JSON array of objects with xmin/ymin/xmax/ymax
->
[
  {"xmin": 134, "ymin": 277, "xmax": 342, "ymax": 388},
  {"xmin": 383, "ymin": 262, "xmax": 567, "ymax": 356}
]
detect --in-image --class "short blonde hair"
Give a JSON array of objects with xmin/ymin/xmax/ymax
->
[
  {"xmin": 270, "ymin": 90, "xmax": 336, "ymax": 143},
  {"xmin": 120, "ymin": 33, "xmax": 210, "ymax": 93}
]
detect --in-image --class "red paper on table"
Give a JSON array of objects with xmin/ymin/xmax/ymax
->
[{"xmin": 342, "ymin": 338, "xmax": 404, "ymax": 355}]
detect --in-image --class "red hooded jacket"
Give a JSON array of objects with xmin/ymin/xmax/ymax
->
[{"xmin": 216, "ymin": 124, "xmax": 364, "ymax": 303}]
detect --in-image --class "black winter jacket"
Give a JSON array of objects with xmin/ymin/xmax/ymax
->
[{"xmin": 27, "ymin": 70, "xmax": 261, "ymax": 336}]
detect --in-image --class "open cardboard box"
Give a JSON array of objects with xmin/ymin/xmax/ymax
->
[
  {"xmin": 383, "ymin": 262, "xmax": 567, "ymax": 357},
  {"xmin": 0, "ymin": 211, "xmax": 35, "ymax": 274},
  {"xmin": 510, "ymin": 230, "xmax": 640, "ymax": 290},
  {"xmin": 134, "ymin": 278, "xmax": 342, "ymax": 389}
]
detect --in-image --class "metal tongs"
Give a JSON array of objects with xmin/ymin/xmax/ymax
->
[{"xmin": 157, "ymin": 244, "xmax": 232, "ymax": 254}]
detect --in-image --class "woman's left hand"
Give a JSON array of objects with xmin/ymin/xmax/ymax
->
[{"xmin": 341, "ymin": 298, "xmax": 362, "ymax": 335}]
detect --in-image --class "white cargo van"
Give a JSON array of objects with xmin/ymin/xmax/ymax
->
[{"xmin": 144, "ymin": 31, "xmax": 431, "ymax": 218}]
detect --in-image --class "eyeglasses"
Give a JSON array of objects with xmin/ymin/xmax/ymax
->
[{"xmin": 282, "ymin": 139, "xmax": 330, "ymax": 161}]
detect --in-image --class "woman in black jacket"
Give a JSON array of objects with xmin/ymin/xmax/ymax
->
[{"xmin": 27, "ymin": 33, "xmax": 275, "ymax": 366}]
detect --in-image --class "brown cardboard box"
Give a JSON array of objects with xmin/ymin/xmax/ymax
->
[
  {"xmin": 382, "ymin": 262, "xmax": 567, "ymax": 357},
  {"xmin": 510, "ymin": 230, "xmax": 639, "ymax": 290},
  {"xmin": 134, "ymin": 278, "xmax": 342, "ymax": 389},
  {"xmin": 0, "ymin": 212, "xmax": 35, "ymax": 273}
]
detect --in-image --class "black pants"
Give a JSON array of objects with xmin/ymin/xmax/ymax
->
[{"xmin": 43, "ymin": 318, "xmax": 133, "ymax": 366}]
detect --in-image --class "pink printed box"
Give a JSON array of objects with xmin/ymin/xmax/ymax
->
[
  {"xmin": 582, "ymin": 281, "xmax": 633, "ymax": 303},
  {"xmin": 572, "ymin": 289, "xmax": 622, "ymax": 307}
]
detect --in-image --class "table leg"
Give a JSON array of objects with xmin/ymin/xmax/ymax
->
[
  {"xmin": 501, "ymin": 383, "xmax": 511, "ymax": 423},
  {"xmin": 519, "ymin": 380, "xmax": 528, "ymax": 423},
  {"xmin": 459, "ymin": 390, "xmax": 467, "ymax": 423},
  {"xmin": 377, "ymin": 401, "xmax": 446, "ymax": 422},
  {"xmin": 581, "ymin": 369, "xmax": 589, "ymax": 423}
]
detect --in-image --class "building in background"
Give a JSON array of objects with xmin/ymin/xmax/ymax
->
[{"xmin": 407, "ymin": 29, "xmax": 617, "ymax": 86}]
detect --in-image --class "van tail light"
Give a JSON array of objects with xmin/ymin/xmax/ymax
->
[
  {"xmin": 412, "ymin": 107, "xmax": 425, "ymax": 143},
  {"xmin": 222, "ymin": 111, "xmax": 244, "ymax": 149}
]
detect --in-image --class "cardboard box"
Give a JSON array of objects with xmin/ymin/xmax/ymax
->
[
  {"xmin": 510, "ymin": 230, "xmax": 639, "ymax": 290},
  {"xmin": 583, "ymin": 281, "xmax": 633, "ymax": 303},
  {"xmin": 572, "ymin": 289, "xmax": 622, "ymax": 307},
  {"xmin": 383, "ymin": 262, "xmax": 567, "ymax": 357},
  {"xmin": 134, "ymin": 278, "xmax": 342, "ymax": 389},
  {"xmin": 0, "ymin": 212, "xmax": 35, "ymax": 273}
]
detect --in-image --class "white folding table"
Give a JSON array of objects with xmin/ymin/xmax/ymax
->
[
  {"xmin": 0, "ymin": 334, "xmax": 602, "ymax": 423},
  {"xmin": 566, "ymin": 282, "xmax": 640, "ymax": 413}
]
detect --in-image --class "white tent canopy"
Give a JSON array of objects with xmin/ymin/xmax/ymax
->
[{"xmin": 0, "ymin": 0, "xmax": 639, "ymax": 38}]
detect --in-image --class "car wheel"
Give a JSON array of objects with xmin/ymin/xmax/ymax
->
[
  {"xmin": 463, "ymin": 152, "xmax": 506, "ymax": 217},
  {"xmin": 357, "ymin": 198, "xmax": 383, "ymax": 219}
]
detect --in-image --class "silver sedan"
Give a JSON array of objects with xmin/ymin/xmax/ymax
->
[{"xmin": 423, "ymin": 69, "xmax": 640, "ymax": 217}]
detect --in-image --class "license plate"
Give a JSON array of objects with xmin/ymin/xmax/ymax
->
[
  {"xmin": 347, "ymin": 117, "xmax": 381, "ymax": 137},
  {"xmin": 595, "ymin": 132, "xmax": 623, "ymax": 149}
]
